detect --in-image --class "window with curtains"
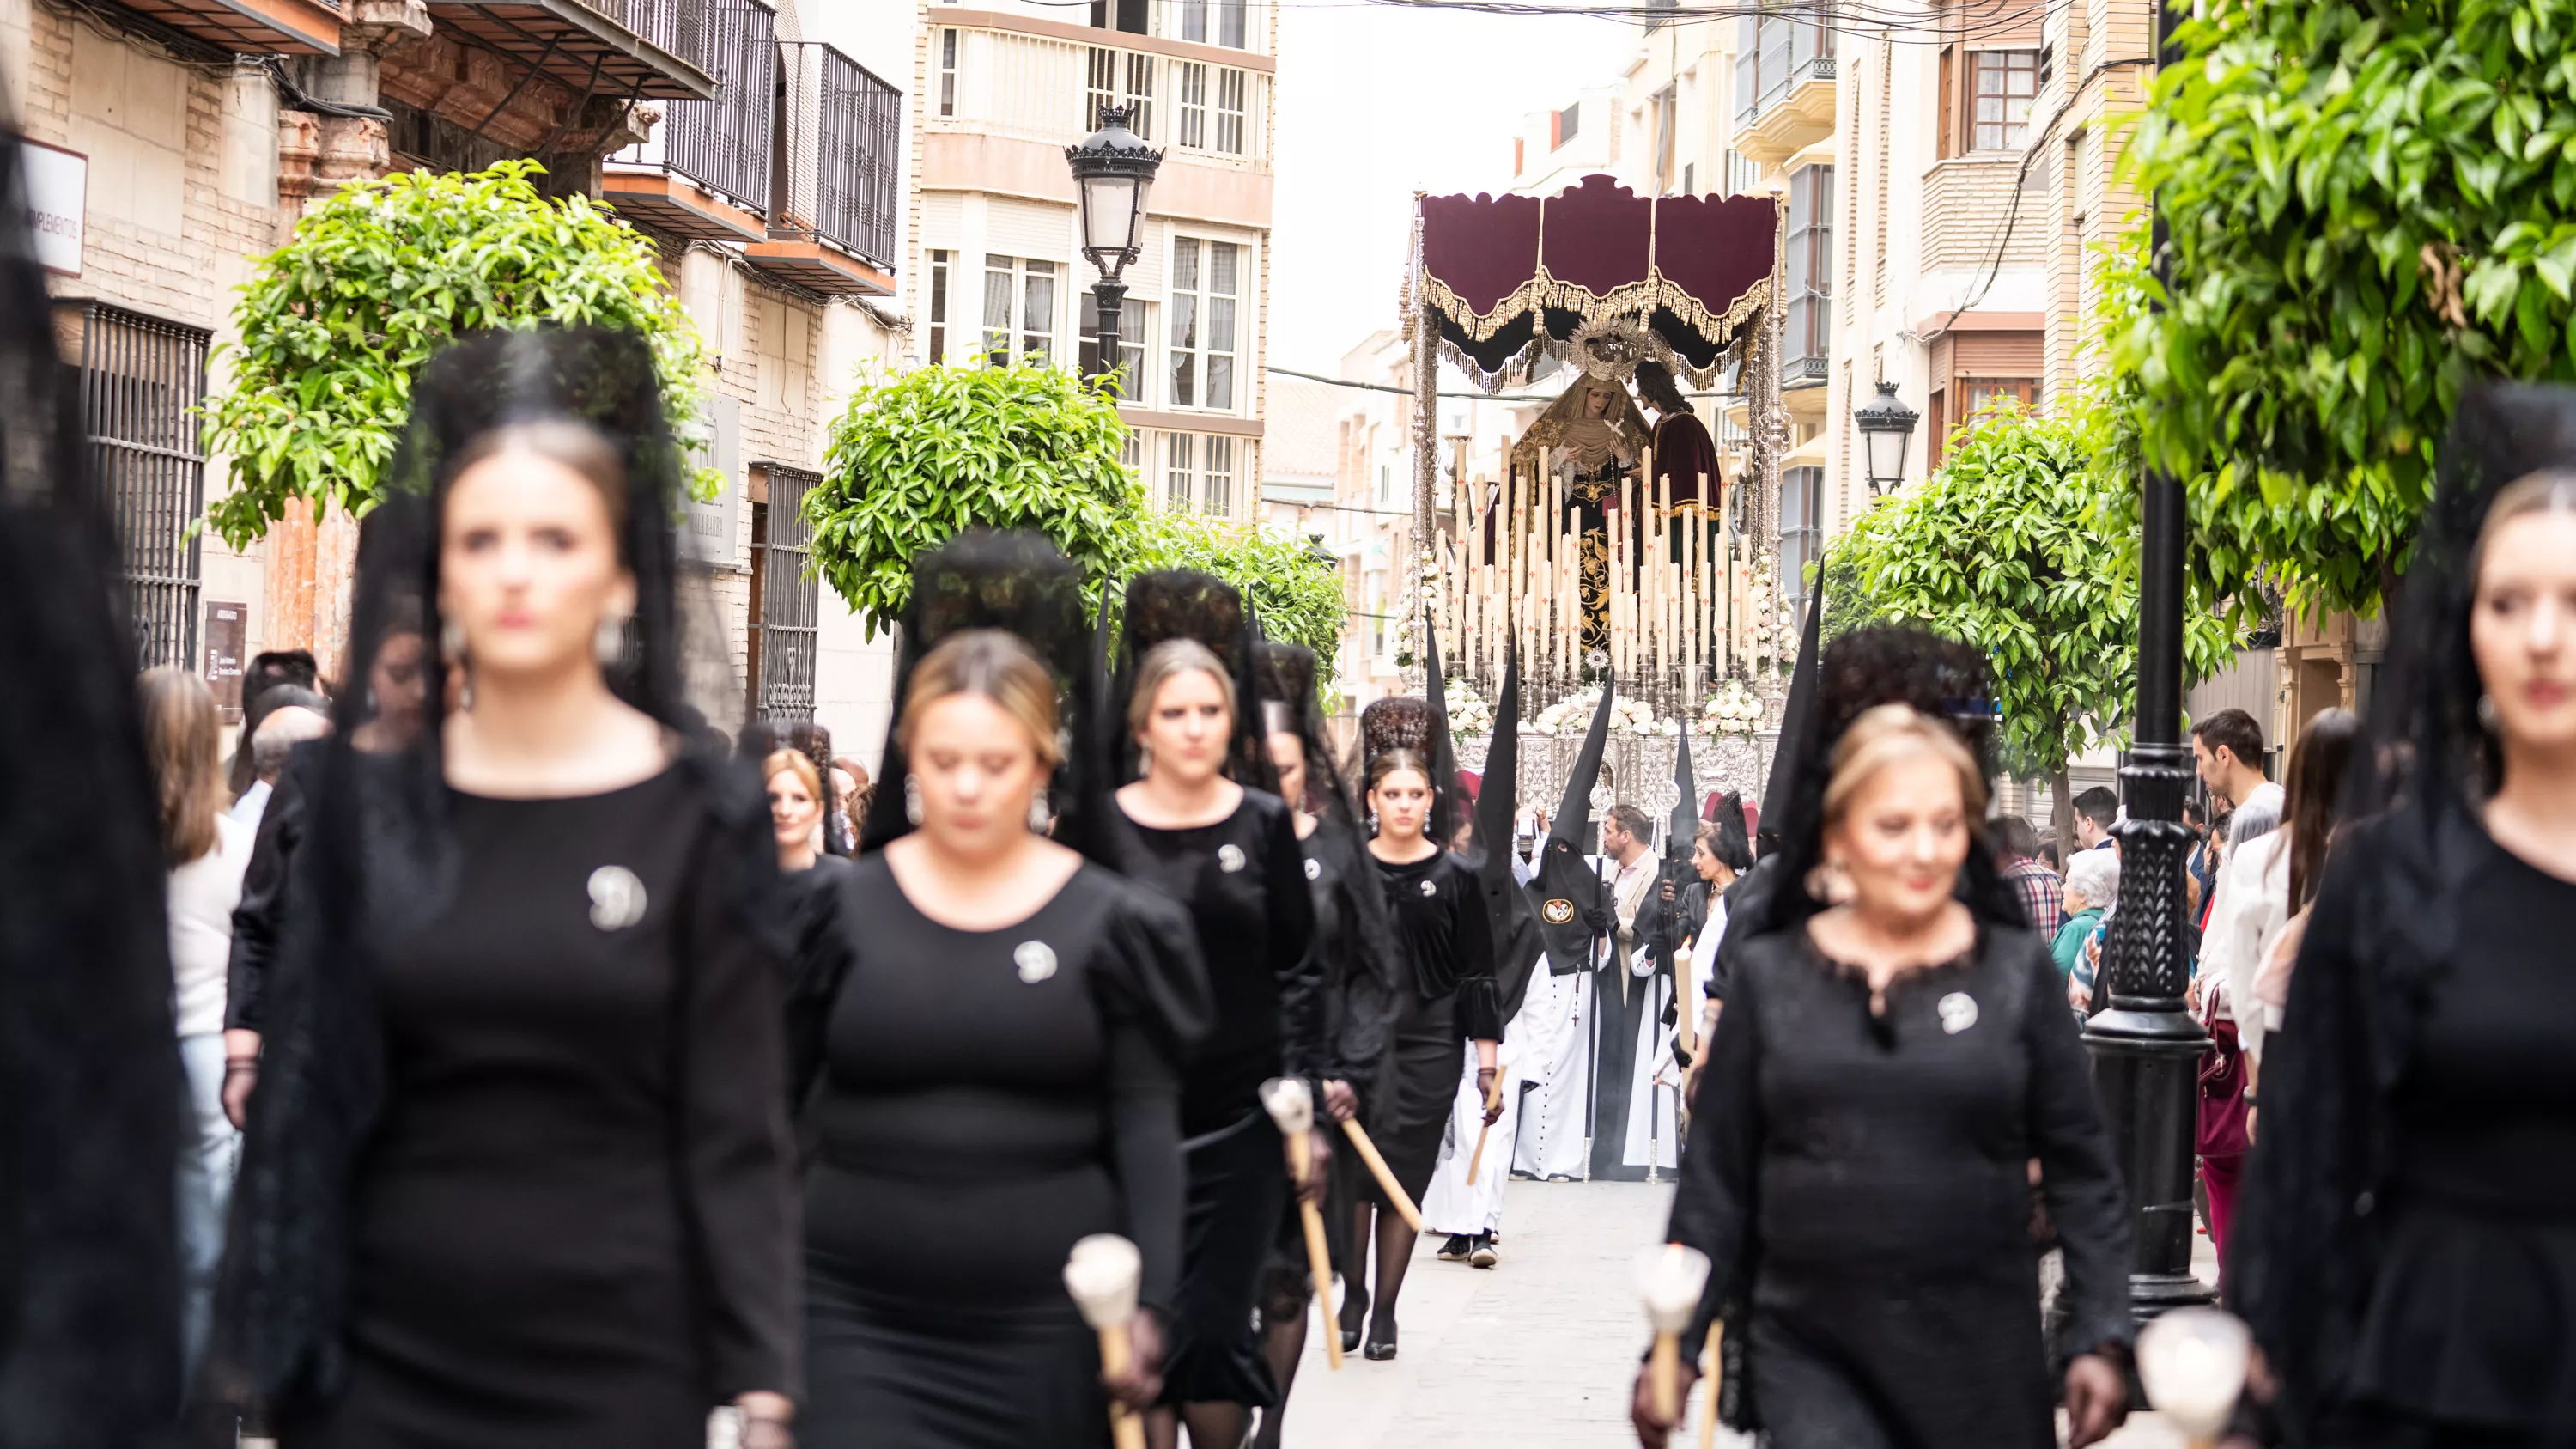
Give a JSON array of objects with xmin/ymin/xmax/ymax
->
[
  {"xmin": 1971, "ymin": 50, "xmax": 2039, "ymax": 151},
  {"xmin": 1086, "ymin": 47, "xmax": 1155, "ymax": 137},
  {"xmin": 1216, "ymin": 69, "xmax": 1246, "ymax": 154},
  {"xmin": 1176, "ymin": 62, "xmax": 1206, "ymax": 148},
  {"xmin": 1783, "ymin": 166, "xmax": 1834, "ymax": 381},
  {"xmin": 926, "ymin": 249, "xmax": 950, "ymax": 364},
  {"xmin": 1167, "ymin": 236, "xmax": 1239, "ymax": 410},
  {"xmin": 981, "ymin": 255, "xmax": 1057, "ymax": 365},
  {"xmin": 939, "ymin": 29, "xmax": 957, "ymax": 117},
  {"xmin": 1175, "ymin": 0, "xmax": 1245, "ymax": 47},
  {"xmin": 1077, "ymin": 297, "xmax": 1148, "ymax": 390}
]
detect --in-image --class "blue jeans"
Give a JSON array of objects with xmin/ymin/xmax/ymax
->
[{"xmin": 176, "ymin": 1031, "xmax": 240, "ymax": 1378}]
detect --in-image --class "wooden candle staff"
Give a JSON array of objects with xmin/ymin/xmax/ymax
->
[
  {"xmin": 1260, "ymin": 1077, "xmax": 1341, "ymax": 1370},
  {"xmin": 1063, "ymin": 1234, "xmax": 1149, "ymax": 1449},
  {"xmin": 1698, "ymin": 1324, "xmax": 1726, "ymax": 1449},
  {"xmin": 1636, "ymin": 1242, "xmax": 1714, "ymax": 1426},
  {"xmin": 1463, "ymin": 1067, "xmax": 1505, "ymax": 1184},
  {"xmin": 1336, "ymin": 1117, "xmax": 1423, "ymax": 1233}
]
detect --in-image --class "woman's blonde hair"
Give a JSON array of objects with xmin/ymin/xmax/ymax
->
[
  {"xmin": 2474, "ymin": 469, "xmax": 2576, "ymax": 575},
  {"xmin": 1822, "ymin": 703, "xmax": 1988, "ymax": 837},
  {"xmin": 138, "ymin": 665, "xmax": 224, "ymax": 867},
  {"xmin": 1127, "ymin": 637, "xmax": 1235, "ymax": 740},
  {"xmin": 896, "ymin": 629, "xmax": 1062, "ymax": 770},
  {"xmin": 762, "ymin": 748, "xmax": 821, "ymax": 803}
]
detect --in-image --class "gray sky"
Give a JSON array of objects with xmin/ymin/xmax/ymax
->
[{"xmin": 1268, "ymin": 1, "xmax": 1639, "ymax": 374}]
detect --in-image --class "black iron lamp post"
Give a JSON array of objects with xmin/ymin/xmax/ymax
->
[
  {"xmin": 2083, "ymin": 0, "xmax": 2213, "ymax": 1324},
  {"xmin": 1065, "ymin": 104, "xmax": 1163, "ymax": 394},
  {"xmin": 1852, "ymin": 381, "xmax": 1920, "ymax": 496}
]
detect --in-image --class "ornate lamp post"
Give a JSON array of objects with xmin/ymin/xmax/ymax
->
[
  {"xmin": 1851, "ymin": 381, "xmax": 1920, "ymax": 496},
  {"xmin": 1065, "ymin": 104, "xmax": 1163, "ymax": 394},
  {"xmin": 2084, "ymin": 0, "xmax": 2213, "ymax": 1323}
]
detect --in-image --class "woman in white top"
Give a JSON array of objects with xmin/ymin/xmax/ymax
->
[{"xmin": 141, "ymin": 665, "xmax": 255, "ymax": 1373}]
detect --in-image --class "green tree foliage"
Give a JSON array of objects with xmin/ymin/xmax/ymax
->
[
  {"xmin": 202, "ymin": 161, "xmax": 708, "ymax": 548},
  {"xmin": 806, "ymin": 360, "xmax": 1346, "ymax": 684},
  {"xmin": 1130, "ymin": 508, "xmax": 1346, "ymax": 681},
  {"xmin": 1831, "ymin": 402, "xmax": 2237, "ymax": 830},
  {"xmin": 2106, "ymin": 0, "xmax": 2576, "ymax": 615},
  {"xmin": 807, "ymin": 362, "xmax": 1140, "ymax": 630}
]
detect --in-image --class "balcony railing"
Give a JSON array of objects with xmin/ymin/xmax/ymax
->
[
  {"xmin": 425, "ymin": 0, "xmax": 716, "ymax": 100},
  {"xmin": 744, "ymin": 43, "xmax": 896, "ymax": 292},
  {"xmin": 605, "ymin": 0, "xmax": 774, "ymax": 233},
  {"xmin": 1733, "ymin": 10, "xmax": 1836, "ymax": 130}
]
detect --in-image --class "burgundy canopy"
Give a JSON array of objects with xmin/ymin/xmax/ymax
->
[{"xmin": 1415, "ymin": 174, "xmax": 1779, "ymax": 387}]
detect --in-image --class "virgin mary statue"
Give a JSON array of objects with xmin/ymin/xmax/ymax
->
[{"xmin": 1511, "ymin": 374, "xmax": 1654, "ymax": 656}]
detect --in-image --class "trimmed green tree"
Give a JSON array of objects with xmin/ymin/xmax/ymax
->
[
  {"xmin": 202, "ymin": 160, "xmax": 708, "ymax": 548},
  {"xmin": 805, "ymin": 361, "xmax": 1142, "ymax": 633},
  {"xmin": 2106, "ymin": 0, "xmax": 2576, "ymax": 616},
  {"xmin": 1831, "ymin": 401, "xmax": 2238, "ymax": 843},
  {"xmin": 1131, "ymin": 508, "xmax": 1346, "ymax": 686}
]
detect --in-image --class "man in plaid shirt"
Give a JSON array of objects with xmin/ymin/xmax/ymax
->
[{"xmin": 1994, "ymin": 815, "xmax": 2064, "ymax": 936}]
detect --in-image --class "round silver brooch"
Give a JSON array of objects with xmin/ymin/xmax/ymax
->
[
  {"xmin": 1937, "ymin": 992, "xmax": 1979, "ymax": 1035},
  {"xmin": 1420, "ymin": 880, "xmax": 1438, "ymax": 898},
  {"xmin": 1217, "ymin": 843, "xmax": 1247, "ymax": 874},
  {"xmin": 1303, "ymin": 856, "xmax": 1321, "ymax": 881},
  {"xmin": 587, "ymin": 865, "xmax": 647, "ymax": 931},
  {"xmin": 1014, "ymin": 941, "xmax": 1059, "ymax": 984}
]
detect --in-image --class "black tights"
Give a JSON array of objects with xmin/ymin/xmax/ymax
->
[
  {"xmin": 1339, "ymin": 1200, "xmax": 1419, "ymax": 1342},
  {"xmin": 1250, "ymin": 1269, "xmax": 1309, "ymax": 1449}
]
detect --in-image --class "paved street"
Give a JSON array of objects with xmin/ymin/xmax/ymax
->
[
  {"xmin": 1283, "ymin": 1180, "xmax": 1718, "ymax": 1449},
  {"xmin": 1281, "ymin": 1179, "xmax": 2222, "ymax": 1449}
]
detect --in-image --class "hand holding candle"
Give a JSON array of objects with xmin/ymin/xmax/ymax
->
[
  {"xmin": 1261, "ymin": 1077, "xmax": 1342, "ymax": 1371},
  {"xmin": 1063, "ymin": 1234, "xmax": 1155, "ymax": 1449},
  {"xmin": 1637, "ymin": 1243, "xmax": 1714, "ymax": 1426}
]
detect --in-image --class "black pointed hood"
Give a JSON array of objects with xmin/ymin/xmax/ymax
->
[
  {"xmin": 1759, "ymin": 583, "xmax": 1824, "ymax": 853},
  {"xmin": 1529, "ymin": 679, "xmax": 1618, "ymax": 973},
  {"xmin": 1473, "ymin": 642, "xmax": 1546, "ymax": 1018}
]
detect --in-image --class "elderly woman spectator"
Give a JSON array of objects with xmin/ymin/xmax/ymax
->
[{"xmin": 2057, "ymin": 849, "xmax": 2118, "ymax": 1008}]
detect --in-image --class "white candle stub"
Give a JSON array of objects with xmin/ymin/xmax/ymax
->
[
  {"xmin": 1260, "ymin": 1076, "xmax": 1315, "ymax": 1135},
  {"xmin": 1062, "ymin": 1233, "xmax": 1142, "ymax": 1330},
  {"xmin": 2136, "ymin": 1306, "xmax": 2252, "ymax": 1437},
  {"xmin": 1635, "ymin": 1243, "xmax": 1713, "ymax": 1334}
]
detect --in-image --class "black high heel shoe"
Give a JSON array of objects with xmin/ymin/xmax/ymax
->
[
  {"xmin": 1338, "ymin": 1285, "xmax": 1369, "ymax": 1355},
  {"xmin": 1363, "ymin": 1320, "xmax": 1398, "ymax": 1361}
]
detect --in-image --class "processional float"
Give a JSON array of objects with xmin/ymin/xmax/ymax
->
[{"xmin": 1399, "ymin": 175, "xmax": 1796, "ymax": 807}]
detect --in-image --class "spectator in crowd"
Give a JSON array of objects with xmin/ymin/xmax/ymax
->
[
  {"xmin": 1994, "ymin": 814, "xmax": 2065, "ymax": 937},
  {"xmin": 223, "ymin": 649, "xmax": 319, "ymax": 800},
  {"xmin": 2204, "ymin": 709, "xmax": 2361, "ymax": 1070},
  {"xmin": 2190, "ymin": 707, "xmax": 2282, "ymax": 842},
  {"xmin": 227, "ymin": 688, "xmax": 330, "ymax": 827},
  {"xmin": 2071, "ymin": 787, "xmax": 2120, "ymax": 851},
  {"xmin": 831, "ymin": 754, "xmax": 872, "ymax": 843},
  {"xmin": 140, "ymin": 665, "xmax": 254, "ymax": 1373},
  {"xmin": 2057, "ymin": 849, "xmax": 2118, "ymax": 1007}
]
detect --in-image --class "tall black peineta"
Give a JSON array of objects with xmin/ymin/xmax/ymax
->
[{"xmin": 1110, "ymin": 569, "xmax": 1274, "ymax": 793}]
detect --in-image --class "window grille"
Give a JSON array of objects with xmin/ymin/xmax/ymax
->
[
  {"xmin": 1176, "ymin": 61, "xmax": 1206, "ymax": 149},
  {"xmin": 1164, "ymin": 432, "xmax": 1195, "ymax": 510},
  {"xmin": 1216, "ymin": 69, "xmax": 1246, "ymax": 153},
  {"xmin": 65, "ymin": 301, "xmax": 209, "ymax": 671},
  {"xmin": 652, "ymin": 0, "xmax": 775, "ymax": 210},
  {"xmin": 756, "ymin": 465, "xmax": 822, "ymax": 721}
]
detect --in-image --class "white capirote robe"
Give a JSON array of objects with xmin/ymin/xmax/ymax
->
[{"xmin": 1420, "ymin": 1029, "xmax": 1525, "ymax": 1236}]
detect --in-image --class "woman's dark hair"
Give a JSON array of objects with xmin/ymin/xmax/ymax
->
[
  {"xmin": 2283, "ymin": 709, "xmax": 2362, "ymax": 910},
  {"xmin": 1367, "ymin": 746, "xmax": 1431, "ymax": 794}
]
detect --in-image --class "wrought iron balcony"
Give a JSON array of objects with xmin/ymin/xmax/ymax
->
[
  {"xmin": 425, "ymin": 0, "xmax": 717, "ymax": 102},
  {"xmin": 744, "ymin": 43, "xmax": 896, "ymax": 296},
  {"xmin": 605, "ymin": 0, "xmax": 774, "ymax": 240}
]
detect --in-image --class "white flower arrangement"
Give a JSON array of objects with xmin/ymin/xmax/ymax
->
[
  {"xmin": 1530, "ymin": 688, "xmax": 1668, "ymax": 737},
  {"xmin": 1444, "ymin": 679, "xmax": 1496, "ymax": 738},
  {"xmin": 1699, "ymin": 678, "xmax": 1765, "ymax": 739}
]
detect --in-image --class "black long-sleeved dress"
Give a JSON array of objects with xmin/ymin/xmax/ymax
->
[
  {"xmin": 1668, "ymin": 924, "xmax": 2130, "ymax": 1449},
  {"xmin": 2233, "ymin": 803, "xmax": 2576, "ymax": 1445},
  {"xmin": 281, "ymin": 768, "xmax": 799, "ymax": 1448},
  {"xmin": 224, "ymin": 740, "xmax": 321, "ymax": 1035},
  {"xmin": 794, "ymin": 857, "xmax": 1207, "ymax": 1449},
  {"xmin": 1113, "ymin": 790, "xmax": 1321, "ymax": 1409},
  {"xmin": 1370, "ymin": 849, "xmax": 1501, "ymax": 1204}
]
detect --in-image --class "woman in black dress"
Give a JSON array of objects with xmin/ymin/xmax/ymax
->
[
  {"xmin": 1252, "ymin": 643, "xmax": 1398, "ymax": 1449},
  {"xmin": 1634, "ymin": 630, "xmax": 2130, "ymax": 1449},
  {"xmin": 794, "ymin": 530, "xmax": 1208, "ymax": 1448},
  {"xmin": 1102, "ymin": 573, "xmax": 1326, "ymax": 1449},
  {"xmin": 2227, "ymin": 387, "xmax": 2576, "ymax": 1449},
  {"xmin": 216, "ymin": 329, "xmax": 800, "ymax": 1449},
  {"xmin": 1340, "ymin": 739, "xmax": 1501, "ymax": 1360}
]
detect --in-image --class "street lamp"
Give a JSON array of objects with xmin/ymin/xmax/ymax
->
[
  {"xmin": 2086, "ymin": 0, "xmax": 2213, "ymax": 1326},
  {"xmin": 1065, "ymin": 104, "xmax": 1163, "ymax": 394},
  {"xmin": 1852, "ymin": 381, "xmax": 1919, "ymax": 496}
]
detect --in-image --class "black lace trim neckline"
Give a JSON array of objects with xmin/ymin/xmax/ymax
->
[{"xmin": 1797, "ymin": 922, "xmax": 1985, "ymax": 1038}]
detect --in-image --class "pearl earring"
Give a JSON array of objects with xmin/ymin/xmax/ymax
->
[
  {"xmin": 2478, "ymin": 693, "xmax": 2500, "ymax": 730},
  {"xmin": 1028, "ymin": 787, "xmax": 1050, "ymax": 833},
  {"xmin": 904, "ymin": 776, "xmax": 924, "ymax": 825},
  {"xmin": 596, "ymin": 612, "xmax": 629, "ymax": 668}
]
